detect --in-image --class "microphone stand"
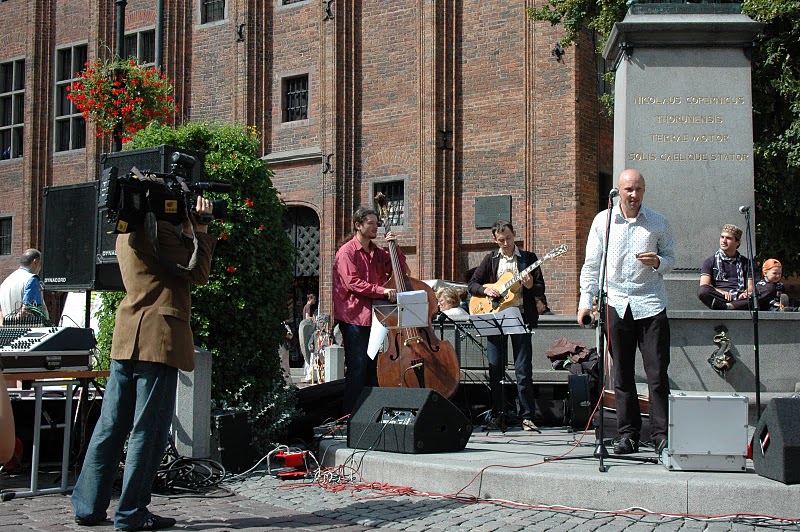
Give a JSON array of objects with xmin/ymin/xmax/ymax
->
[
  {"xmin": 741, "ymin": 208, "xmax": 761, "ymax": 417},
  {"xmin": 593, "ymin": 196, "xmax": 615, "ymax": 472}
]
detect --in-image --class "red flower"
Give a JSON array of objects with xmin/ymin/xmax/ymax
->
[
  {"xmin": 66, "ymin": 58, "xmax": 176, "ymax": 136},
  {"xmin": 219, "ymin": 233, "xmax": 229, "ymax": 240},
  {"xmin": 244, "ymin": 198, "xmax": 254, "ymax": 208},
  {"xmin": 226, "ymin": 266, "xmax": 237, "ymax": 273},
  {"xmin": 258, "ymin": 224, "xmax": 265, "ymax": 232}
]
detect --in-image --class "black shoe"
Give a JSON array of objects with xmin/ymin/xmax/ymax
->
[
  {"xmin": 613, "ymin": 436, "xmax": 639, "ymax": 454},
  {"xmin": 711, "ymin": 298, "xmax": 728, "ymax": 310},
  {"xmin": 75, "ymin": 516, "xmax": 106, "ymax": 527},
  {"xmin": 653, "ymin": 438, "xmax": 668, "ymax": 455},
  {"xmin": 117, "ymin": 514, "xmax": 176, "ymax": 531}
]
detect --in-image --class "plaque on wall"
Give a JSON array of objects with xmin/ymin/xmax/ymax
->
[{"xmin": 475, "ymin": 195, "xmax": 511, "ymax": 228}]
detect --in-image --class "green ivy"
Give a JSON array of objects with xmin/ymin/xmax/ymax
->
[{"xmin": 97, "ymin": 122, "xmax": 299, "ymax": 452}]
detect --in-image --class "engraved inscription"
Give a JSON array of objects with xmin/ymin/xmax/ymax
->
[{"xmin": 631, "ymin": 94, "xmax": 751, "ymax": 163}]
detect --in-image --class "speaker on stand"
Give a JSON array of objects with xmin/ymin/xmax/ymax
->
[
  {"xmin": 347, "ymin": 387, "xmax": 473, "ymax": 454},
  {"xmin": 41, "ymin": 183, "xmax": 99, "ymax": 292},
  {"xmin": 752, "ymin": 397, "xmax": 800, "ymax": 484}
]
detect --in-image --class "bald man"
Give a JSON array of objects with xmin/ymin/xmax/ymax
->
[{"xmin": 577, "ymin": 169, "xmax": 675, "ymax": 456}]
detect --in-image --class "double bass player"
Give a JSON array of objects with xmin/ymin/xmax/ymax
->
[{"xmin": 332, "ymin": 206, "xmax": 406, "ymax": 414}]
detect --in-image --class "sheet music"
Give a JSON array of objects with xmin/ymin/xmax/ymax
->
[
  {"xmin": 367, "ymin": 314, "xmax": 388, "ymax": 360},
  {"xmin": 469, "ymin": 306, "xmax": 529, "ymax": 336}
]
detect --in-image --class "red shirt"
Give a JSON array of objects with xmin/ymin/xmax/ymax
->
[{"xmin": 332, "ymin": 235, "xmax": 406, "ymax": 326}]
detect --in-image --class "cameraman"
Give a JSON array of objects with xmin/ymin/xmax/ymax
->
[{"xmin": 72, "ymin": 197, "xmax": 216, "ymax": 531}]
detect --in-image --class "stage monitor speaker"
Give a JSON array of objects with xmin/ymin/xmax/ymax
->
[
  {"xmin": 752, "ymin": 398, "xmax": 800, "ymax": 484},
  {"xmin": 41, "ymin": 183, "xmax": 99, "ymax": 291},
  {"xmin": 347, "ymin": 387, "xmax": 473, "ymax": 454}
]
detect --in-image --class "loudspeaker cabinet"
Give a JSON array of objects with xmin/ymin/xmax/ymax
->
[
  {"xmin": 348, "ymin": 387, "xmax": 473, "ymax": 454},
  {"xmin": 663, "ymin": 392, "xmax": 748, "ymax": 472}
]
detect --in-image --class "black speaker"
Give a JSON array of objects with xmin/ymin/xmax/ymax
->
[
  {"xmin": 41, "ymin": 183, "xmax": 99, "ymax": 291},
  {"xmin": 752, "ymin": 398, "xmax": 800, "ymax": 484},
  {"xmin": 210, "ymin": 410, "xmax": 254, "ymax": 473},
  {"xmin": 347, "ymin": 387, "xmax": 473, "ymax": 454}
]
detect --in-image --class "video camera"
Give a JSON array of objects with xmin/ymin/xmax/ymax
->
[{"xmin": 100, "ymin": 149, "xmax": 230, "ymax": 234}]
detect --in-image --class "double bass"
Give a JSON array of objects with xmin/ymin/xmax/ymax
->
[{"xmin": 373, "ymin": 193, "xmax": 461, "ymax": 399}]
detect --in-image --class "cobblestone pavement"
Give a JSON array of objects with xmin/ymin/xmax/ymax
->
[{"xmin": 1, "ymin": 470, "xmax": 798, "ymax": 530}]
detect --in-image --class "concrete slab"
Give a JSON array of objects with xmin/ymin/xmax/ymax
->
[{"xmin": 320, "ymin": 427, "xmax": 800, "ymax": 519}]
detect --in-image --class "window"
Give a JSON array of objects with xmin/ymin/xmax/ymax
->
[
  {"xmin": 282, "ymin": 75, "xmax": 308, "ymax": 122},
  {"xmin": 597, "ymin": 48, "xmax": 612, "ymax": 97},
  {"xmin": 54, "ymin": 44, "xmax": 87, "ymax": 152},
  {"xmin": 0, "ymin": 58, "xmax": 24, "ymax": 160},
  {"xmin": 124, "ymin": 29, "xmax": 156, "ymax": 65},
  {"xmin": 201, "ymin": 0, "xmax": 225, "ymax": 24},
  {"xmin": 373, "ymin": 180, "xmax": 405, "ymax": 227},
  {"xmin": 0, "ymin": 217, "xmax": 10, "ymax": 255}
]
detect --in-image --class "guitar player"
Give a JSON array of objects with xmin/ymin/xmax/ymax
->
[{"xmin": 468, "ymin": 220, "xmax": 545, "ymax": 432}]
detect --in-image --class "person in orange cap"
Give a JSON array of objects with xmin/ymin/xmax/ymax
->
[{"xmin": 757, "ymin": 258, "xmax": 788, "ymax": 311}]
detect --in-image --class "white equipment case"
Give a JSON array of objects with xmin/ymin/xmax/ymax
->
[{"xmin": 663, "ymin": 392, "xmax": 748, "ymax": 472}]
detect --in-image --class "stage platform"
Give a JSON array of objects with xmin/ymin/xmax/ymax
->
[{"xmin": 318, "ymin": 425, "xmax": 800, "ymax": 520}]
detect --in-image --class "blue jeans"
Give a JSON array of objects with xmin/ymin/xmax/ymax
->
[
  {"xmin": 486, "ymin": 332, "xmax": 535, "ymax": 420},
  {"xmin": 72, "ymin": 359, "xmax": 178, "ymax": 530},
  {"xmin": 340, "ymin": 322, "xmax": 377, "ymax": 414}
]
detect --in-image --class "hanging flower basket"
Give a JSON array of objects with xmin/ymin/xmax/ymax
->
[{"xmin": 67, "ymin": 59, "xmax": 176, "ymax": 143}]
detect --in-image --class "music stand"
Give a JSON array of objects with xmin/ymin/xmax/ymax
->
[
  {"xmin": 368, "ymin": 290, "xmax": 430, "ymax": 360},
  {"xmin": 470, "ymin": 307, "xmax": 527, "ymax": 431}
]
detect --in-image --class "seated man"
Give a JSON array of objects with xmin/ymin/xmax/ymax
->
[{"xmin": 697, "ymin": 224, "xmax": 753, "ymax": 310}]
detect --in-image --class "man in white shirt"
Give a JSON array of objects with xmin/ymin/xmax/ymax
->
[
  {"xmin": 0, "ymin": 248, "xmax": 49, "ymax": 323},
  {"xmin": 577, "ymin": 169, "xmax": 674, "ymax": 455}
]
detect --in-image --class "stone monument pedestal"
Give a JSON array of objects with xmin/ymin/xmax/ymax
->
[{"xmin": 603, "ymin": 6, "xmax": 763, "ymax": 308}]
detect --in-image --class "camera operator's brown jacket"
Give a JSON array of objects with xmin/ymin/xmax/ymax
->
[{"xmin": 110, "ymin": 220, "xmax": 216, "ymax": 372}]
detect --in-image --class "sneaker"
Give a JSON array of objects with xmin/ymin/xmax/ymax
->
[
  {"xmin": 711, "ymin": 298, "xmax": 728, "ymax": 310},
  {"xmin": 653, "ymin": 438, "xmax": 668, "ymax": 455},
  {"xmin": 117, "ymin": 514, "xmax": 177, "ymax": 531},
  {"xmin": 612, "ymin": 436, "xmax": 639, "ymax": 454},
  {"xmin": 521, "ymin": 419, "xmax": 541, "ymax": 433}
]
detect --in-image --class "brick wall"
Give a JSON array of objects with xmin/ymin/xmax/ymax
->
[{"xmin": 0, "ymin": 0, "xmax": 611, "ymax": 318}]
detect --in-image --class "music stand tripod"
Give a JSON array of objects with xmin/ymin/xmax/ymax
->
[{"xmin": 470, "ymin": 307, "xmax": 528, "ymax": 432}]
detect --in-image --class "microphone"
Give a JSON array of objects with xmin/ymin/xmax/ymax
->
[
  {"xmin": 739, "ymin": 205, "xmax": 750, "ymax": 214},
  {"xmin": 609, "ymin": 188, "xmax": 619, "ymax": 198}
]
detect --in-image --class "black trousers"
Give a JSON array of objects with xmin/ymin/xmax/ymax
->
[
  {"xmin": 607, "ymin": 306, "xmax": 670, "ymax": 442},
  {"xmin": 697, "ymin": 284, "xmax": 751, "ymax": 310}
]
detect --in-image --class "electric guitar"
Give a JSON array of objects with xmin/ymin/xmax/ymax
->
[{"xmin": 469, "ymin": 244, "xmax": 568, "ymax": 315}]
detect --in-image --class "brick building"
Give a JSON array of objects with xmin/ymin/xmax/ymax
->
[{"xmin": 0, "ymin": 0, "xmax": 611, "ymax": 318}]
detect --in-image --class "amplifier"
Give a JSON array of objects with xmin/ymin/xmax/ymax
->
[
  {"xmin": 0, "ymin": 327, "xmax": 97, "ymax": 352},
  {"xmin": 1, "ymin": 350, "xmax": 92, "ymax": 373}
]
